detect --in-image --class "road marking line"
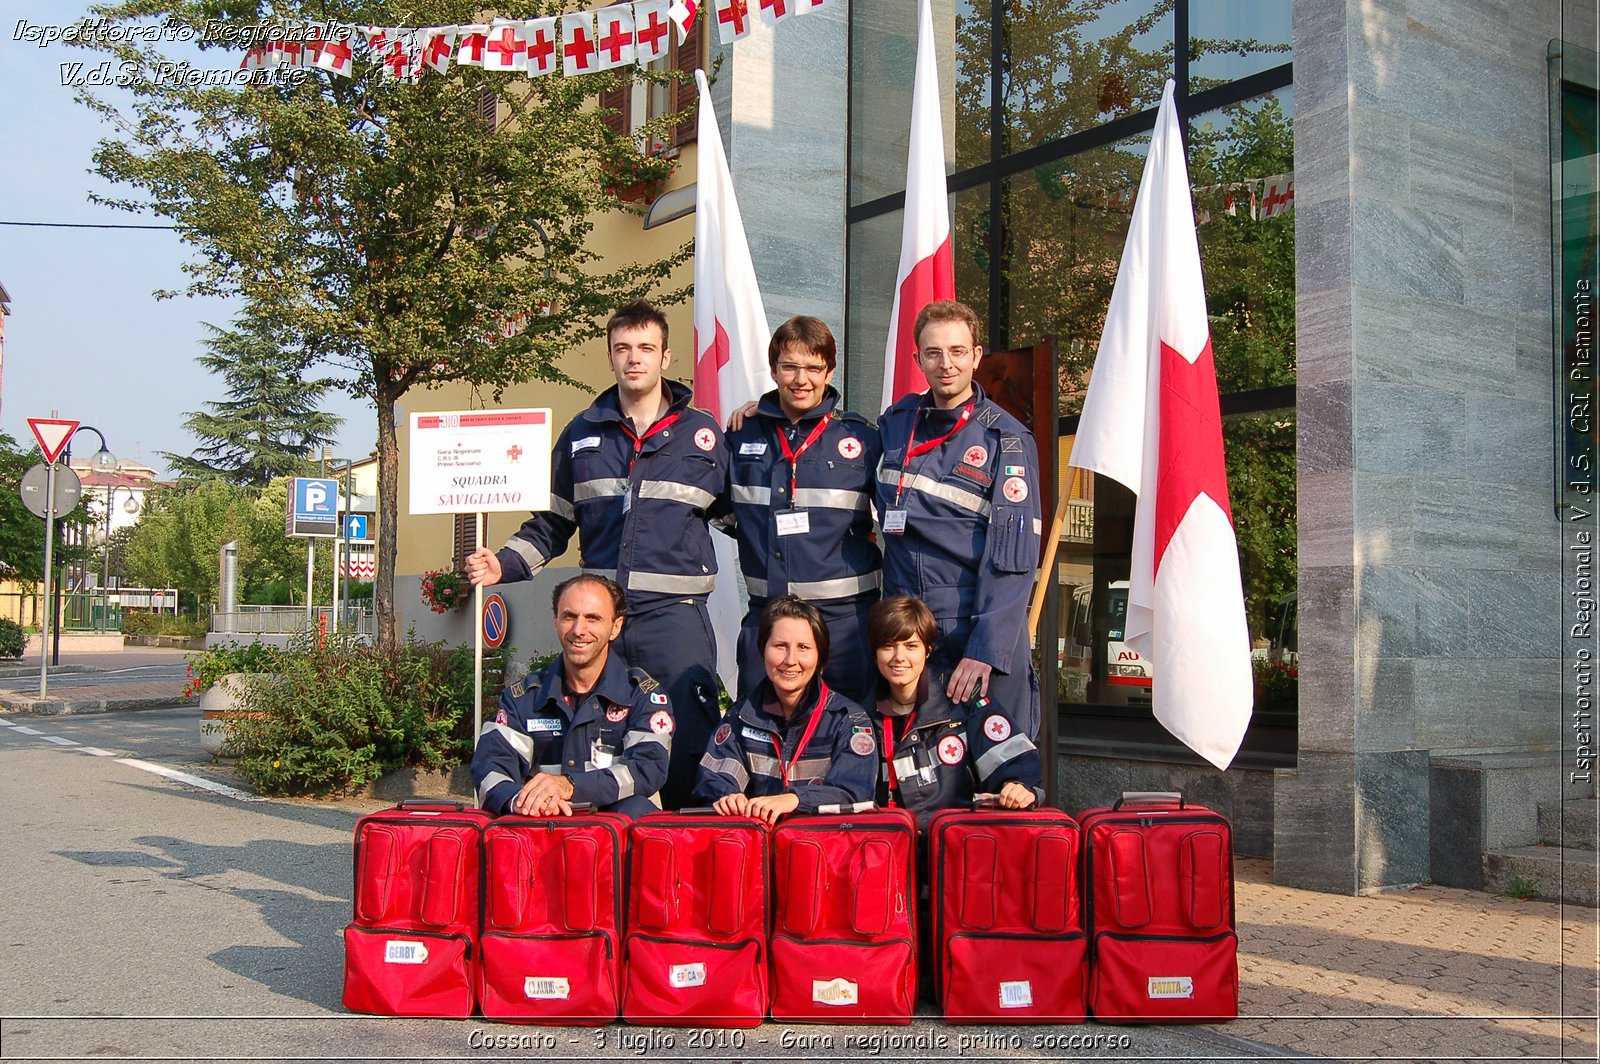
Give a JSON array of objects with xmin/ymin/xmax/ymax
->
[
  {"xmin": 13, "ymin": 725, "xmax": 43, "ymax": 735},
  {"xmin": 114, "ymin": 759, "xmax": 261, "ymax": 801},
  {"xmin": 78, "ymin": 747, "xmax": 117, "ymax": 757},
  {"xmin": 0, "ymin": 718, "xmax": 18, "ymax": 727},
  {"xmin": 41, "ymin": 735, "xmax": 79, "ymax": 746}
]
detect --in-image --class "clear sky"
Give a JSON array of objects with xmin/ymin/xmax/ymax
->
[{"xmin": 0, "ymin": 3, "xmax": 376, "ymax": 477}]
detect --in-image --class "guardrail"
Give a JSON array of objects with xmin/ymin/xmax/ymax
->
[{"xmin": 212, "ymin": 605, "xmax": 375, "ymax": 636}]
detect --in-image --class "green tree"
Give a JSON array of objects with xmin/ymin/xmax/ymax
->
[
  {"xmin": 77, "ymin": 1, "xmax": 690, "ymax": 653},
  {"xmin": 163, "ymin": 317, "xmax": 343, "ymax": 486}
]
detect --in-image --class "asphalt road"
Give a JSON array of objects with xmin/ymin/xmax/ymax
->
[
  {"xmin": 0, "ymin": 711, "xmax": 1280, "ymax": 1062},
  {"xmin": 0, "ymin": 662, "xmax": 187, "ymax": 694}
]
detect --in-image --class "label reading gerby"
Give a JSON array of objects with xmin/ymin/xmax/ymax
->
[
  {"xmin": 999, "ymin": 980, "xmax": 1033, "ymax": 1008},
  {"xmin": 669, "ymin": 962, "xmax": 707, "ymax": 989},
  {"xmin": 385, "ymin": 940, "xmax": 430, "ymax": 964},
  {"xmin": 524, "ymin": 976, "xmax": 571, "ymax": 1000}
]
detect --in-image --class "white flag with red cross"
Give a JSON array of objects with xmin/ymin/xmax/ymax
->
[
  {"xmin": 455, "ymin": 24, "xmax": 489, "ymax": 67},
  {"xmin": 524, "ymin": 17, "xmax": 560, "ymax": 77},
  {"xmin": 668, "ymin": 0, "xmax": 699, "ymax": 43},
  {"xmin": 690, "ymin": 68, "xmax": 770, "ymax": 696},
  {"xmin": 595, "ymin": 5, "xmax": 636, "ymax": 70},
  {"xmin": 306, "ymin": 26, "xmax": 355, "ymax": 77},
  {"xmin": 419, "ymin": 28, "xmax": 457, "ymax": 75},
  {"xmin": 881, "ymin": 0, "xmax": 954, "ymax": 411},
  {"xmin": 1068, "ymin": 79, "xmax": 1254, "ymax": 771},
  {"xmin": 483, "ymin": 20, "xmax": 528, "ymax": 72},
  {"xmin": 755, "ymin": 0, "xmax": 794, "ymax": 27},
  {"xmin": 795, "ymin": 0, "xmax": 833, "ymax": 12},
  {"xmin": 712, "ymin": 0, "xmax": 752, "ymax": 43},
  {"xmin": 634, "ymin": 0, "xmax": 673, "ymax": 61},
  {"xmin": 562, "ymin": 12, "xmax": 600, "ymax": 76}
]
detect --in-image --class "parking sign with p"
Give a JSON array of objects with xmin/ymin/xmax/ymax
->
[{"xmin": 287, "ymin": 477, "xmax": 340, "ymax": 538}]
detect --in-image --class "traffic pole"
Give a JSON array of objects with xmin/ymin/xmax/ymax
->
[
  {"xmin": 473, "ymin": 512, "xmax": 486, "ymax": 746},
  {"xmin": 38, "ymin": 461, "xmax": 56, "ymax": 698}
]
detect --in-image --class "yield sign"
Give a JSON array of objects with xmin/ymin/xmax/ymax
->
[{"xmin": 27, "ymin": 418, "xmax": 78, "ymax": 464}]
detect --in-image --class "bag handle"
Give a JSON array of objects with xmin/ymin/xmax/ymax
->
[
  {"xmin": 398, "ymin": 800, "xmax": 468, "ymax": 812},
  {"xmin": 1112, "ymin": 791, "xmax": 1184, "ymax": 811}
]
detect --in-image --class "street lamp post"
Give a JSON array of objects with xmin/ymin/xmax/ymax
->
[
  {"xmin": 101, "ymin": 485, "xmax": 140, "ymax": 593},
  {"xmin": 53, "ymin": 425, "xmax": 116, "ymax": 665}
]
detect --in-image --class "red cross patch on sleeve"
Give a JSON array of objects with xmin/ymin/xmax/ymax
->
[
  {"xmin": 983, "ymin": 714, "xmax": 1012, "ymax": 742},
  {"xmin": 1002, "ymin": 477, "xmax": 1029, "ymax": 503},
  {"xmin": 650, "ymin": 710, "xmax": 674, "ymax": 734},
  {"xmin": 694, "ymin": 427, "xmax": 716, "ymax": 452},
  {"xmin": 837, "ymin": 436, "xmax": 863, "ymax": 459},
  {"xmin": 938, "ymin": 735, "xmax": 966, "ymax": 765}
]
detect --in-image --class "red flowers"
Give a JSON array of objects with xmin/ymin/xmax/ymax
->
[{"xmin": 420, "ymin": 568, "xmax": 471, "ymax": 614}]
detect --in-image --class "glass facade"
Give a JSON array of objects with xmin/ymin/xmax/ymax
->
[{"xmin": 847, "ymin": 0, "xmax": 1295, "ymax": 764}]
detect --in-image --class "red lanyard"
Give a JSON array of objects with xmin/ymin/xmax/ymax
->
[
  {"xmin": 894, "ymin": 402, "xmax": 975, "ymax": 506},
  {"xmin": 880, "ymin": 712, "xmax": 916, "ymax": 806},
  {"xmin": 774, "ymin": 414, "xmax": 834, "ymax": 501},
  {"xmin": 771, "ymin": 680, "xmax": 829, "ymax": 787},
  {"xmin": 621, "ymin": 412, "xmax": 681, "ymax": 472}
]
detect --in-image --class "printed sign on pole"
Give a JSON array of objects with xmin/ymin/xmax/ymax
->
[
  {"xmin": 286, "ymin": 477, "xmax": 340, "ymax": 537},
  {"xmin": 342, "ymin": 512, "xmax": 376, "ymax": 543},
  {"xmin": 408, "ymin": 409, "xmax": 551, "ymax": 515},
  {"xmin": 27, "ymin": 418, "xmax": 78, "ymax": 464},
  {"xmin": 482, "ymin": 592, "xmax": 509, "ymax": 650}
]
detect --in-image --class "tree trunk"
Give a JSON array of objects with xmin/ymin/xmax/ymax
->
[{"xmin": 375, "ymin": 387, "xmax": 400, "ymax": 658}]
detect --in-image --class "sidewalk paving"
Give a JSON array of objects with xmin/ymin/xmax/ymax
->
[
  {"xmin": 0, "ymin": 644, "xmax": 189, "ymax": 714},
  {"xmin": 1, "ymin": 649, "xmax": 1595, "ymax": 1061}
]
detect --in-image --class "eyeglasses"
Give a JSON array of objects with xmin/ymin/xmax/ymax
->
[
  {"xmin": 775, "ymin": 362, "xmax": 831, "ymax": 380},
  {"xmin": 918, "ymin": 346, "xmax": 973, "ymax": 362}
]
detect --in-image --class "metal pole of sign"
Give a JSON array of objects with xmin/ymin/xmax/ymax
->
[
  {"xmin": 38, "ymin": 462, "xmax": 56, "ymax": 699},
  {"xmin": 473, "ymin": 512, "xmax": 486, "ymax": 748},
  {"xmin": 304, "ymin": 541, "xmax": 315, "ymax": 628}
]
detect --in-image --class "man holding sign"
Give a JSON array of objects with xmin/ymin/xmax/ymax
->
[{"xmin": 466, "ymin": 300, "xmax": 727, "ymax": 810}]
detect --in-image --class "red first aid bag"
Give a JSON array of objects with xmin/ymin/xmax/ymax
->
[
  {"xmin": 621, "ymin": 813, "xmax": 770, "ymax": 1028},
  {"xmin": 927, "ymin": 805, "xmax": 1087, "ymax": 1023},
  {"xmin": 342, "ymin": 801, "xmax": 492, "ymax": 1018},
  {"xmin": 1079, "ymin": 792, "xmax": 1238, "ymax": 1022},
  {"xmin": 478, "ymin": 811, "xmax": 629, "ymax": 1025},
  {"xmin": 769, "ymin": 807, "xmax": 918, "ymax": 1023}
]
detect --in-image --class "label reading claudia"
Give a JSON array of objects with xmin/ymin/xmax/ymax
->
[
  {"xmin": 1148, "ymin": 976, "xmax": 1195, "ymax": 999},
  {"xmin": 812, "ymin": 978, "xmax": 859, "ymax": 1006},
  {"xmin": 999, "ymin": 980, "xmax": 1033, "ymax": 1008},
  {"xmin": 524, "ymin": 976, "xmax": 571, "ymax": 1000},
  {"xmin": 384, "ymin": 940, "xmax": 430, "ymax": 964},
  {"xmin": 669, "ymin": 962, "xmax": 707, "ymax": 989}
]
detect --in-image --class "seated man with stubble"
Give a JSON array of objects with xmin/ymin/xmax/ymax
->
[{"xmin": 471, "ymin": 574, "xmax": 673, "ymax": 819}]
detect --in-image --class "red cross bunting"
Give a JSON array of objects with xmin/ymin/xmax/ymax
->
[
  {"xmin": 506, "ymin": 445, "xmax": 523, "ymax": 461},
  {"xmin": 422, "ymin": 33, "xmax": 451, "ymax": 67},
  {"xmin": 760, "ymin": 0, "xmax": 789, "ymax": 16},
  {"xmin": 565, "ymin": 23, "xmax": 596, "ymax": 70},
  {"xmin": 636, "ymin": 9, "xmax": 669, "ymax": 52},
  {"xmin": 486, "ymin": 25, "xmax": 525, "ymax": 66},
  {"xmin": 277, "ymin": 39, "xmax": 302, "ymax": 64},
  {"xmin": 383, "ymin": 44, "xmax": 410, "ymax": 78},
  {"xmin": 321, "ymin": 37, "xmax": 353, "ymax": 72},
  {"xmin": 528, "ymin": 25, "xmax": 557, "ymax": 70},
  {"xmin": 719, "ymin": 0, "xmax": 749, "ymax": 35},
  {"xmin": 598, "ymin": 18, "xmax": 632, "ymax": 62},
  {"xmin": 458, "ymin": 31, "xmax": 487, "ymax": 63}
]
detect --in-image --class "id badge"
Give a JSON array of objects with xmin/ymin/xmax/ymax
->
[
  {"xmin": 775, "ymin": 509, "xmax": 811, "ymax": 537},
  {"xmin": 591, "ymin": 740, "xmax": 615, "ymax": 770},
  {"xmin": 883, "ymin": 509, "xmax": 908, "ymax": 534}
]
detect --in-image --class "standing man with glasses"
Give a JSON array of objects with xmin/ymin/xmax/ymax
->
[
  {"xmin": 466, "ymin": 299, "xmax": 726, "ymax": 810},
  {"xmin": 723, "ymin": 316, "xmax": 882, "ymax": 704},
  {"xmin": 873, "ymin": 300, "xmax": 1043, "ymax": 738}
]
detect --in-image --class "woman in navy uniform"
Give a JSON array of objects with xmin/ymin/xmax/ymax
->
[
  {"xmin": 695, "ymin": 596, "xmax": 877, "ymax": 824},
  {"xmin": 866, "ymin": 595, "xmax": 1042, "ymax": 829}
]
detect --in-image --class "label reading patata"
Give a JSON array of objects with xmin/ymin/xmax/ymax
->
[
  {"xmin": 524, "ymin": 976, "xmax": 572, "ymax": 1000},
  {"xmin": 998, "ymin": 980, "xmax": 1033, "ymax": 1008},
  {"xmin": 1148, "ymin": 976, "xmax": 1195, "ymax": 999},
  {"xmin": 812, "ymin": 978, "xmax": 859, "ymax": 1006},
  {"xmin": 669, "ymin": 962, "xmax": 707, "ymax": 989},
  {"xmin": 384, "ymin": 940, "xmax": 430, "ymax": 964}
]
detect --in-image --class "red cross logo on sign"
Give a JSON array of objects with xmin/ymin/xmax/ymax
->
[
  {"xmin": 983, "ymin": 714, "xmax": 1011, "ymax": 742},
  {"xmin": 837, "ymin": 436, "xmax": 862, "ymax": 459},
  {"xmin": 937, "ymin": 735, "xmax": 966, "ymax": 765},
  {"xmin": 694, "ymin": 427, "xmax": 716, "ymax": 452},
  {"xmin": 507, "ymin": 445, "xmax": 523, "ymax": 461}
]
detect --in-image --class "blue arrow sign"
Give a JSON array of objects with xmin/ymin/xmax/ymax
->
[{"xmin": 343, "ymin": 514, "xmax": 367, "ymax": 540}]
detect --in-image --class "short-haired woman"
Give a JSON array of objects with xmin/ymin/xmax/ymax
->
[
  {"xmin": 694, "ymin": 595, "xmax": 878, "ymax": 823},
  {"xmin": 868, "ymin": 595, "xmax": 1042, "ymax": 827}
]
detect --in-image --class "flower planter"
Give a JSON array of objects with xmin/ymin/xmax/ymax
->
[
  {"xmin": 616, "ymin": 180, "xmax": 662, "ymax": 204},
  {"xmin": 198, "ymin": 672, "xmax": 272, "ymax": 758}
]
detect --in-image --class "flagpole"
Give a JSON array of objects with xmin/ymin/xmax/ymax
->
[
  {"xmin": 473, "ymin": 512, "xmax": 486, "ymax": 751},
  {"xmin": 1028, "ymin": 467, "xmax": 1081, "ymax": 640}
]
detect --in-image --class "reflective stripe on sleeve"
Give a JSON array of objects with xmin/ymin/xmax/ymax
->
[
  {"xmin": 574, "ymin": 477, "xmax": 629, "ymax": 502},
  {"xmin": 638, "ymin": 480, "xmax": 717, "ymax": 509},
  {"xmin": 548, "ymin": 493, "xmax": 577, "ymax": 521},
  {"xmin": 624, "ymin": 729, "xmax": 668, "ymax": 749},
  {"xmin": 609, "ymin": 763, "xmax": 636, "ymax": 800},
  {"xmin": 699, "ymin": 753, "xmax": 751, "ymax": 791},
  {"xmin": 627, "ymin": 570, "xmax": 716, "ymax": 595},
  {"xmin": 502, "ymin": 537, "xmax": 548, "ymax": 573},
  {"xmin": 476, "ymin": 770, "xmax": 515, "ymax": 809},
  {"xmin": 481, "ymin": 721, "xmax": 535, "ymax": 763},
  {"xmin": 975, "ymin": 733, "xmax": 1037, "ymax": 779}
]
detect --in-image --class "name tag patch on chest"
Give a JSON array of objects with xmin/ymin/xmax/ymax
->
[
  {"xmin": 741, "ymin": 726, "xmax": 770, "ymax": 743},
  {"xmin": 739, "ymin": 441, "xmax": 768, "ymax": 456},
  {"xmin": 526, "ymin": 718, "xmax": 564, "ymax": 733},
  {"xmin": 571, "ymin": 435, "xmax": 602, "ymax": 454}
]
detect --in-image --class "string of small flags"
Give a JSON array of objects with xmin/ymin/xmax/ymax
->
[{"xmin": 240, "ymin": 0, "xmax": 833, "ymax": 82}]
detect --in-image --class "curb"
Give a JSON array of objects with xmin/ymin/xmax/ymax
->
[
  {"xmin": 0, "ymin": 664, "xmax": 97, "ymax": 679},
  {"xmin": 0, "ymin": 695, "xmax": 184, "ymax": 716}
]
